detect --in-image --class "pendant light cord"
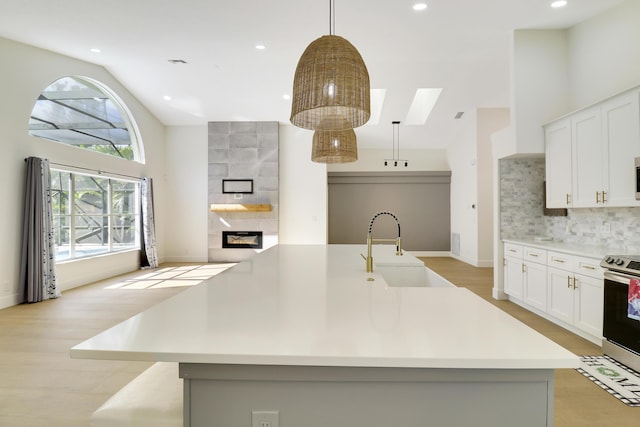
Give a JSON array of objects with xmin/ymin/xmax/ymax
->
[
  {"xmin": 329, "ymin": 0, "xmax": 335, "ymax": 35},
  {"xmin": 393, "ymin": 121, "xmax": 400, "ymax": 159}
]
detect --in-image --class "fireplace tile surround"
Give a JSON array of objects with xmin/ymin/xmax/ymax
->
[{"xmin": 208, "ymin": 121, "xmax": 278, "ymax": 262}]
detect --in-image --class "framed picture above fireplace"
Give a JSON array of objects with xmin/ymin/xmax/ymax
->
[{"xmin": 222, "ymin": 179, "xmax": 253, "ymax": 194}]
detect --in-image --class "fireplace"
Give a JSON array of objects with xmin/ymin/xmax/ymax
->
[{"xmin": 222, "ymin": 231, "xmax": 263, "ymax": 249}]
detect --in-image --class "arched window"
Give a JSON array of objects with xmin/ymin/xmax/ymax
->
[{"xmin": 28, "ymin": 76, "xmax": 144, "ymax": 162}]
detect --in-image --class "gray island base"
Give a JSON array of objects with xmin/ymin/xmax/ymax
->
[{"xmin": 181, "ymin": 363, "xmax": 553, "ymax": 427}]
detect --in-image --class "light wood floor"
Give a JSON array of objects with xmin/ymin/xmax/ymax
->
[
  {"xmin": 420, "ymin": 257, "xmax": 639, "ymax": 427},
  {"xmin": 0, "ymin": 258, "xmax": 637, "ymax": 426}
]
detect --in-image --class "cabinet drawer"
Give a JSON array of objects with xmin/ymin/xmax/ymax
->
[
  {"xmin": 504, "ymin": 243, "xmax": 523, "ymax": 258},
  {"xmin": 524, "ymin": 247, "xmax": 546, "ymax": 264},
  {"xmin": 547, "ymin": 251, "xmax": 576, "ymax": 271},
  {"xmin": 575, "ymin": 257, "xmax": 603, "ymax": 279}
]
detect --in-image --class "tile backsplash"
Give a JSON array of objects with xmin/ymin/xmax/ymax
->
[{"xmin": 500, "ymin": 157, "xmax": 640, "ymax": 252}]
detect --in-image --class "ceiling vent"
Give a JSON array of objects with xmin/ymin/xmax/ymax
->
[{"xmin": 168, "ymin": 59, "xmax": 188, "ymax": 64}]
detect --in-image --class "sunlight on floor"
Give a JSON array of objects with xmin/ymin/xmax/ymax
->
[{"xmin": 104, "ymin": 263, "xmax": 236, "ymax": 290}]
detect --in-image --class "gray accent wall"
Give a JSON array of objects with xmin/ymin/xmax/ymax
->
[
  {"xmin": 208, "ymin": 122, "xmax": 279, "ymax": 262},
  {"xmin": 328, "ymin": 172, "xmax": 451, "ymax": 251},
  {"xmin": 499, "ymin": 157, "xmax": 640, "ymax": 251}
]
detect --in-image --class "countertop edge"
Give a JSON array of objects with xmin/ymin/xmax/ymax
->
[{"xmin": 502, "ymin": 238, "xmax": 610, "ymax": 259}]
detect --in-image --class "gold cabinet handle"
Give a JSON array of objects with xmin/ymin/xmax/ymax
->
[
  {"xmin": 567, "ymin": 276, "xmax": 572, "ymax": 288},
  {"xmin": 503, "ymin": 258, "xmax": 507, "ymax": 266},
  {"xmin": 573, "ymin": 277, "xmax": 578, "ymax": 289},
  {"xmin": 522, "ymin": 264, "xmax": 526, "ymax": 273},
  {"xmin": 596, "ymin": 191, "xmax": 600, "ymax": 203},
  {"xmin": 529, "ymin": 253, "xmax": 539, "ymax": 258},
  {"xmin": 566, "ymin": 193, "xmax": 570, "ymax": 205},
  {"xmin": 552, "ymin": 257, "xmax": 565, "ymax": 263},
  {"xmin": 602, "ymin": 191, "xmax": 607, "ymax": 203},
  {"xmin": 582, "ymin": 264, "xmax": 596, "ymax": 270}
]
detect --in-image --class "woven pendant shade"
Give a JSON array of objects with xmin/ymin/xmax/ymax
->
[
  {"xmin": 311, "ymin": 128, "xmax": 358, "ymax": 163},
  {"xmin": 290, "ymin": 35, "xmax": 370, "ymax": 131}
]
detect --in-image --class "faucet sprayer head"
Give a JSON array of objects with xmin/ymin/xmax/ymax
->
[{"xmin": 368, "ymin": 211, "xmax": 401, "ymax": 237}]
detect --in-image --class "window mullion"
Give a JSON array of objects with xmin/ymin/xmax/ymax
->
[
  {"xmin": 69, "ymin": 173, "xmax": 76, "ymax": 259},
  {"xmin": 108, "ymin": 179, "xmax": 113, "ymax": 252}
]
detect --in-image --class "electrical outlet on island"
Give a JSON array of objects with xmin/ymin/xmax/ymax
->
[{"xmin": 251, "ymin": 410, "xmax": 279, "ymax": 427}]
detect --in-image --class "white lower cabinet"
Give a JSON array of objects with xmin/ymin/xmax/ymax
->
[
  {"xmin": 504, "ymin": 243, "xmax": 604, "ymax": 344},
  {"xmin": 547, "ymin": 266, "xmax": 575, "ymax": 325},
  {"xmin": 503, "ymin": 244, "xmax": 548, "ymax": 312},
  {"xmin": 574, "ymin": 273, "xmax": 604, "ymax": 339},
  {"xmin": 503, "ymin": 243, "xmax": 523, "ymax": 299},
  {"xmin": 548, "ymin": 267, "xmax": 603, "ymax": 339},
  {"xmin": 524, "ymin": 261, "xmax": 547, "ymax": 311}
]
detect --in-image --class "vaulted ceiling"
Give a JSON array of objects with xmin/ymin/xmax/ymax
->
[{"xmin": 0, "ymin": 0, "xmax": 625, "ymax": 148}]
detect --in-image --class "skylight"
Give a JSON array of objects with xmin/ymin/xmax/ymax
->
[
  {"xmin": 404, "ymin": 88, "xmax": 443, "ymax": 125},
  {"xmin": 367, "ymin": 89, "xmax": 387, "ymax": 125}
]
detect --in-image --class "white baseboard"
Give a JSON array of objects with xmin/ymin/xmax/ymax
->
[
  {"xmin": 0, "ymin": 293, "xmax": 19, "ymax": 310},
  {"xmin": 492, "ymin": 288, "xmax": 508, "ymax": 300},
  {"xmin": 408, "ymin": 251, "xmax": 451, "ymax": 257},
  {"xmin": 449, "ymin": 253, "xmax": 493, "ymax": 268},
  {"xmin": 162, "ymin": 255, "xmax": 209, "ymax": 263}
]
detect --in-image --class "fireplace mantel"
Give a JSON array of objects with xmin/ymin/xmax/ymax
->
[{"xmin": 210, "ymin": 204, "xmax": 272, "ymax": 213}]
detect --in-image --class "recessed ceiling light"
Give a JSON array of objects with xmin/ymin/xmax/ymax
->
[
  {"xmin": 90, "ymin": 48, "xmax": 101, "ymax": 53},
  {"xmin": 413, "ymin": 3, "xmax": 428, "ymax": 11},
  {"xmin": 163, "ymin": 95, "xmax": 172, "ymax": 101},
  {"xmin": 255, "ymin": 44, "xmax": 266, "ymax": 50},
  {"xmin": 551, "ymin": 1, "xmax": 567, "ymax": 8},
  {"xmin": 283, "ymin": 94, "xmax": 291, "ymax": 100}
]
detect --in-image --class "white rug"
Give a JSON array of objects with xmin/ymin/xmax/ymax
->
[{"xmin": 578, "ymin": 355, "xmax": 640, "ymax": 407}]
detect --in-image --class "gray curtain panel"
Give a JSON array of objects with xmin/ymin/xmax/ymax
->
[
  {"xmin": 140, "ymin": 177, "xmax": 158, "ymax": 269},
  {"xmin": 19, "ymin": 157, "xmax": 59, "ymax": 303}
]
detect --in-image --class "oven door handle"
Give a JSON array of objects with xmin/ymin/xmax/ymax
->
[{"xmin": 603, "ymin": 270, "xmax": 638, "ymax": 284}]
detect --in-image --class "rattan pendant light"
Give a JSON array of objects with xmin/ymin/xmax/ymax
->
[
  {"xmin": 290, "ymin": 0, "xmax": 370, "ymax": 131},
  {"xmin": 311, "ymin": 128, "xmax": 358, "ymax": 163}
]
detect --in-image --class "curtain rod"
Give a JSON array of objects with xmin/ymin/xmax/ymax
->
[{"xmin": 24, "ymin": 157, "xmax": 143, "ymax": 181}]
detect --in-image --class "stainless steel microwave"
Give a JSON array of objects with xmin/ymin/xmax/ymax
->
[{"xmin": 636, "ymin": 157, "xmax": 640, "ymax": 200}]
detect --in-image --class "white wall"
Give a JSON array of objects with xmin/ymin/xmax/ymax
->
[
  {"xmin": 278, "ymin": 125, "xmax": 328, "ymax": 244},
  {"xmin": 477, "ymin": 109, "xmax": 509, "ymax": 266},
  {"xmin": 447, "ymin": 109, "xmax": 509, "ymax": 267},
  {"xmin": 0, "ymin": 37, "xmax": 166, "ymax": 308},
  {"xmin": 510, "ymin": 29, "xmax": 570, "ymax": 156},
  {"xmin": 447, "ymin": 110, "xmax": 478, "ymax": 265},
  {"xmin": 568, "ymin": 0, "xmax": 640, "ymax": 109},
  {"xmin": 164, "ymin": 126, "xmax": 209, "ymax": 262}
]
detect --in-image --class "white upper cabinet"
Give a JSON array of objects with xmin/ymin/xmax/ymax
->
[
  {"xmin": 601, "ymin": 91, "xmax": 640, "ymax": 207},
  {"xmin": 544, "ymin": 88, "xmax": 640, "ymax": 208},
  {"xmin": 571, "ymin": 105, "xmax": 603, "ymax": 207},
  {"xmin": 545, "ymin": 118, "xmax": 572, "ymax": 208}
]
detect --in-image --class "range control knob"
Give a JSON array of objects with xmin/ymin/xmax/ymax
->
[
  {"xmin": 606, "ymin": 256, "xmax": 615, "ymax": 264},
  {"xmin": 615, "ymin": 258, "xmax": 625, "ymax": 266}
]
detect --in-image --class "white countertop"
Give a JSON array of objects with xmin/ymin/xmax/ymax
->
[
  {"xmin": 71, "ymin": 244, "xmax": 578, "ymax": 370},
  {"xmin": 502, "ymin": 238, "xmax": 613, "ymax": 259}
]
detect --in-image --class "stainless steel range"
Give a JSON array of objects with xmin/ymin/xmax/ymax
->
[{"xmin": 601, "ymin": 255, "xmax": 640, "ymax": 372}]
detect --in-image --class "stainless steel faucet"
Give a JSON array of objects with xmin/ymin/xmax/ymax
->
[{"xmin": 361, "ymin": 211, "xmax": 402, "ymax": 273}]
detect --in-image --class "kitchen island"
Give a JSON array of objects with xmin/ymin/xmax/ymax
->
[{"xmin": 71, "ymin": 245, "xmax": 578, "ymax": 426}]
